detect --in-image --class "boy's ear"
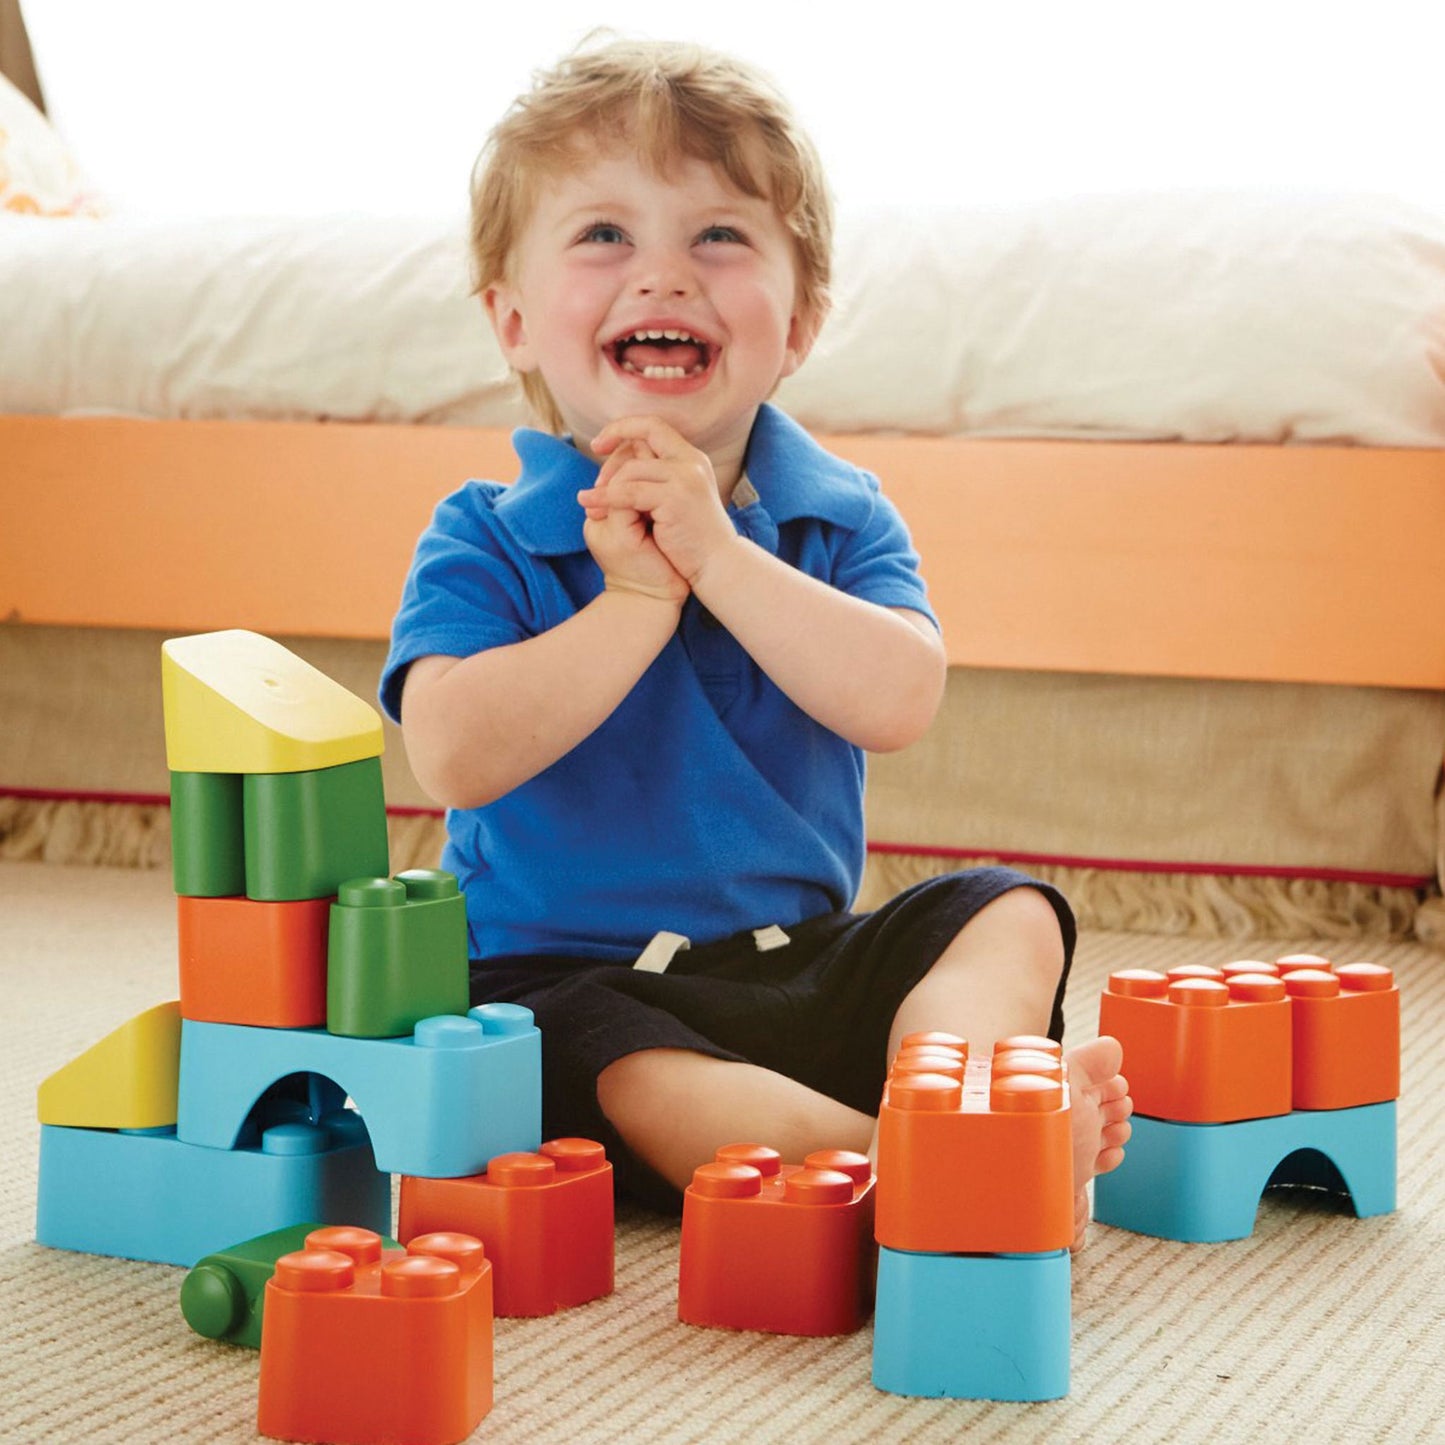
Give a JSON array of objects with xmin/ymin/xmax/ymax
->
[
  {"xmin": 483, "ymin": 283, "xmax": 539, "ymax": 372},
  {"xmin": 780, "ymin": 299, "xmax": 828, "ymax": 380}
]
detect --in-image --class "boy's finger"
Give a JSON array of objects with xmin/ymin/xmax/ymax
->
[{"xmin": 593, "ymin": 415, "xmax": 687, "ymax": 459}]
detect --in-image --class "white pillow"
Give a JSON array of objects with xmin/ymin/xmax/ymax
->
[{"xmin": 0, "ymin": 73, "xmax": 102, "ymax": 216}]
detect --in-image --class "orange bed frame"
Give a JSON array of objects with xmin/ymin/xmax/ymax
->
[{"xmin": 5, "ymin": 414, "xmax": 1443, "ymax": 690}]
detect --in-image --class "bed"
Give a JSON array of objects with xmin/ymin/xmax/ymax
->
[{"xmin": 3, "ymin": 71, "xmax": 1443, "ymax": 943}]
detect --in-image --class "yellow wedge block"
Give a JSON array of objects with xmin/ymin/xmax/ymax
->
[
  {"xmin": 162, "ymin": 630, "xmax": 383, "ymax": 774},
  {"xmin": 38, "ymin": 1001, "xmax": 182, "ymax": 1129}
]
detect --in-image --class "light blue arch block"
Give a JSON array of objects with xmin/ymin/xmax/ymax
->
[
  {"xmin": 36, "ymin": 1114, "xmax": 389, "ymax": 1267},
  {"xmin": 1094, "ymin": 1102, "xmax": 1396, "ymax": 1243},
  {"xmin": 873, "ymin": 1246, "xmax": 1071, "ymax": 1401},
  {"xmin": 177, "ymin": 1003, "xmax": 541, "ymax": 1178}
]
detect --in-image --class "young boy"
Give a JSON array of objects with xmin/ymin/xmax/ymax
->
[{"xmin": 382, "ymin": 39, "xmax": 1130, "ymax": 1240}]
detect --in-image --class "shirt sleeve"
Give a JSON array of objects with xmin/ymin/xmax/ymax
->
[
  {"xmin": 379, "ymin": 482, "xmax": 539, "ymax": 722},
  {"xmin": 830, "ymin": 473, "xmax": 939, "ymax": 629}
]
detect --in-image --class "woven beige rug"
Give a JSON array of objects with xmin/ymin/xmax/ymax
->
[{"xmin": 3, "ymin": 861, "xmax": 1442, "ymax": 1444}]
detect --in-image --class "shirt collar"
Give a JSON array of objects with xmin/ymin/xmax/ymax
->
[{"xmin": 494, "ymin": 403, "xmax": 871, "ymax": 557}]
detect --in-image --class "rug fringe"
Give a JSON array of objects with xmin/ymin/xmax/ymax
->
[{"xmin": 2, "ymin": 797, "xmax": 1436, "ymax": 946}]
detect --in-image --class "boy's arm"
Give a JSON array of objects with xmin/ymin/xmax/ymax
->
[{"xmin": 584, "ymin": 417, "xmax": 947, "ymax": 753}]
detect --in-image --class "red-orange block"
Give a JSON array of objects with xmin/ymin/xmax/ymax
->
[
  {"xmin": 257, "ymin": 1226, "xmax": 492, "ymax": 1445},
  {"xmin": 177, "ymin": 894, "xmax": 330, "ymax": 1028},
  {"xmin": 397, "ymin": 1137, "xmax": 613, "ymax": 1317},
  {"xmin": 1284, "ymin": 963, "xmax": 1400, "ymax": 1110},
  {"xmin": 875, "ymin": 1048, "xmax": 1072, "ymax": 1255},
  {"xmin": 1098, "ymin": 968, "xmax": 1292, "ymax": 1124},
  {"xmin": 678, "ymin": 1144, "xmax": 875, "ymax": 1336}
]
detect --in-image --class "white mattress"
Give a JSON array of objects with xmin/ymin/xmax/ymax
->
[{"xmin": 4, "ymin": 189, "xmax": 1444, "ymax": 445}]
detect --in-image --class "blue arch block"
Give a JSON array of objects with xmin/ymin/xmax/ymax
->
[
  {"xmin": 1094, "ymin": 1102, "xmax": 1396, "ymax": 1243},
  {"xmin": 873, "ymin": 1247, "xmax": 1071, "ymax": 1401},
  {"xmin": 36, "ymin": 1114, "xmax": 389, "ymax": 1267},
  {"xmin": 177, "ymin": 1004, "xmax": 541, "ymax": 1178}
]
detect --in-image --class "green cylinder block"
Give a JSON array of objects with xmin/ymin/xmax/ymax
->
[
  {"xmin": 242, "ymin": 756, "xmax": 389, "ymax": 902},
  {"xmin": 327, "ymin": 869, "xmax": 470, "ymax": 1038},
  {"xmin": 170, "ymin": 771, "xmax": 246, "ymax": 897}
]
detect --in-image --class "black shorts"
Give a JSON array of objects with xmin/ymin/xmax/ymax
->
[{"xmin": 469, "ymin": 867, "xmax": 1075, "ymax": 1209}]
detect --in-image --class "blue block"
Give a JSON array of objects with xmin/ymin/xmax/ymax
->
[
  {"xmin": 36, "ymin": 1113, "xmax": 390, "ymax": 1267},
  {"xmin": 178, "ymin": 1003, "xmax": 541, "ymax": 1178},
  {"xmin": 873, "ymin": 1247, "xmax": 1071, "ymax": 1401},
  {"xmin": 1094, "ymin": 1102, "xmax": 1396, "ymax": 1243}
]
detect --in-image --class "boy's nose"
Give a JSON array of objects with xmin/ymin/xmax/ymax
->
[{"xmin": 632, "ymin": 246, "xmax": 696, "ymax": 298}]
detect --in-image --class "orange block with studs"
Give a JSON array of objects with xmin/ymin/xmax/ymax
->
[
  {"xmin": 257, "ymin": 1226, "xmax": 492, "ymax": 1445},
  {"xmin": 1281, "ymin": 962, "xmax": 1400, "ymax": 1110},
  {"xmin": 678, "ymin": 1144, "xmax": 875, "ymax": 1336},
  {"xmin": 1098, "ymin": 966, "xmax": 1292, "ymax": 1124},
  {"xmin": 177, "ymin": 894, "xmax": 331, "ymax": 1028},
  {"xmin": 398, "ymin": 1138, "xmax": 613, "ymax": 1317},
  {"xmin": 874, "ymin": 1037, "xmax": 1072, "ymax": 1255}
]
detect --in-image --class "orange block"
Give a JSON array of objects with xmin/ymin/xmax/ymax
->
[
  {"xmin": 1098, "ymin": 967, "xmax": 1293, "ymax": 1124},
  {"xmin": 1282, "ymin": 963, "xmax": 1400, "ymax": 1110},
  {"xmin": 398, "ymin": 1138, "xmax": 613, "ymax": 1318},
  {"xmin": 678, "ymin": 1144, "xmax": 875, "ymax": 1336},
  {"xmin": 177, "ymin": 894, "xmax": 331, "ymax": 1028},
  {"xmin": 257, "ymin": 1226, "xmax": 492, "ymax": 1445},
  {"xmin": 874, "ymin": 1041, "xmax": 1072, "ymax": 1255}
]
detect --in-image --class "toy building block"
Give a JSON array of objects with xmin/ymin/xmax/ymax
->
[
  {"xmin": 178, "ymin": 895, "xmax": 331, "ymax": 1027},
  {"xmin": 36, "ymin": 1113, "xmax": 390, "ymax": 1267},
  {"xmin": 327, "ymin": 871, "xmax": 469, "ymax": 1039},
  {"xmin": 181, "ymin": 1222, "xmax": 401, "ymax": 1348},
  {"xmin": 872, "ymin": 1245, "xmax": 1070, "ymax": 1401},
  {"xmin": 1098, "ymin": 967, "xmax": 1292, "ymax": 1123},
  {"xmin": 1283, "ymin": 964, "xmax": 1399, "ymax": 1111},
  {"xmin": 170, "ymin": 770, "xmax": 246, "ymax": 897},
  {"xmin": 874, "ymin": 1044, "xmax": 1072, "ymax": 1255},
  {"xmin": 677, "ymin": 1144, "xmax": 875, "ymax": 1336},
  {"xmin": 399, "ymin": 1138, "xmax": 613, "ymax": 1317},
  {"xmin": 162, "ymin": 630, "xmax": 383, "ymax": 776},
  {"xmin": 243, "ymin": 757, "xmax": 389, "ymax": 902},
  {"xmin": 258, "ymin": 1228, "xmax": 493, "ymax": 1445},
  {"xmin": 178, "ymin": 1003, "xmax": 541, "ymax": 1178},
  {"xmin": 37, "ymin": 1001, "xmax": 181, "ymax": 1130},
  {"xmin": 1093, "ymin": 1101, "xmax": 1397, "ymax": 1242}
]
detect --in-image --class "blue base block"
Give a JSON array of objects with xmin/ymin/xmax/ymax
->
[
  {"xmin": 178, "ymin": 1003, "xmax": 541, "ymax": 1178},
  {"xmin": 36, "ymin": 1113, "xmax": 391, "ymax": 1267},
  {"xmin": 873, "ymin": 1247, "xmax": 1071, "ymax": 1401},
  {"xmin": 1094, "ymin": 1102, "xmax": 1396, "ymax": 1243}
]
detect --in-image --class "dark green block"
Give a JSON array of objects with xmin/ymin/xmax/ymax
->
[
  {"xmin": 327, "ymin": 870, "xmax": 470, "ymax": 1038},
  {"xmin": 242, "ymin": 756, "xmax": 389, "ymax": 902},
  {"xmin": 180, "ymin": 1220, "xmax": 399, "ymax": 1348},
  {"xmin": 170, "ymin": 771, "xmax": 245, "ymax": 897}
]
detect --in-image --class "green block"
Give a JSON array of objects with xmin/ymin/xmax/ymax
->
[
  {"xmin": 327, "ymin": 870, "xmax": 470, "ymax": 1038},
  {"xmin": 180, "ymin": 1221, "xmax": 399, "ymax": 1348},
  {"xmin": 170, "ymin": 771, "xmax": 245, "ymax": 897},
  {"xmin": 242, "ymin": 757, "xmax": 389, "ymax": 902}
]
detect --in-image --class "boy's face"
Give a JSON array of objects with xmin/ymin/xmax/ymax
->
[{"xmin": 485, "ymin": 147, "xmax": 816, "ymax": 464}]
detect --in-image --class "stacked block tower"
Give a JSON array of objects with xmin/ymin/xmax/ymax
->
[
  {"xmin": 1094, "ymin": 957, "xmax": 1398, "ymax": 1242},
  {"xmin": 36, "ymin": 629, "xmax": 543, "ymax": 1268},
  {"xmin": 871, "ymin": 1032, "xmax": 1075, "ymax": 1402}
]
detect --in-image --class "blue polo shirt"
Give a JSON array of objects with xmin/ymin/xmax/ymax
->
[{"xmin": 381, "ymin": 403, "xmax": 936, "ymax": 961}]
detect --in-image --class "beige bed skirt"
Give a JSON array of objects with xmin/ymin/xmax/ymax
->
[{"xmin": 3, "ymin": 623, "xmax": 1441, "ymax": 944}]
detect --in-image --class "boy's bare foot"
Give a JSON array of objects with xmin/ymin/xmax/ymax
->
[{"xmin": 1065, "ymin": 1035, "xmax": 1132, "ymax": 1252}]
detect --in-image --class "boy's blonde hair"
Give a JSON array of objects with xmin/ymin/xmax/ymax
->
[{"xmin": 470, "ymin": 38, "xmax": 834, "ymax": 433}]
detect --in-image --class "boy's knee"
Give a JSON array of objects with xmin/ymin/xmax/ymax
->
[{"xmin": 977, "ymin": 884, "xmax": 1066, "ymax": 953}]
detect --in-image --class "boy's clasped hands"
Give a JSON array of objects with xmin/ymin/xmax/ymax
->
[{"xmin": 577, "ymin": 415, "xmax": 738, "ymax": 605}]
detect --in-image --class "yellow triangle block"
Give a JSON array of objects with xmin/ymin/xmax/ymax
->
[
  {"xmin": 38, "ymin": 1001, "xmax": 181, "ymax": 1129},
  {"xmin": 162, "ymin": 630, "xmax": 384, "ymax": 774}
]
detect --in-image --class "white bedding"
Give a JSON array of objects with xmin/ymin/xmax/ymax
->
[{"xmin": 4, "ymin": 189, "xmax": 1444, "ymax": 445}]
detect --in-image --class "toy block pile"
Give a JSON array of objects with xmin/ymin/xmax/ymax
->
[
  {"xmin": 871, "ymin": 1032, "xmax": 1074, "ymax": 1402},
  {"xmin": 677, "ymin": 1142, "xmax": 875, "ymax": 1336},
  {"xmin": 1095, "ymin": 956, "xmax": 1399, "ymax": 1242}
]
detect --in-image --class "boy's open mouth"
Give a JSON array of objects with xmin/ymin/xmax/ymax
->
[{"xmin": 609, "ymin": 329, "xmax": 714, "ymax": 380}]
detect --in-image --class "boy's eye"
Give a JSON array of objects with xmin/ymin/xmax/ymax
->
[
  {"xmin": 697, "ymin": 225, "xmax": 744, "ymax": 245},
  {"xmin": 579, "ymin": 222, "xmax": 628, "ymax": 244}
]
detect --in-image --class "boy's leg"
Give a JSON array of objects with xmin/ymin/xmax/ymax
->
[
  {"xmin": 877, "ymin": 885, "xmax": 1132, "ymax": 1247},
  {"xmin": 597, "ymin": 1049, "xmax": 874, "ymax": 1193}
]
